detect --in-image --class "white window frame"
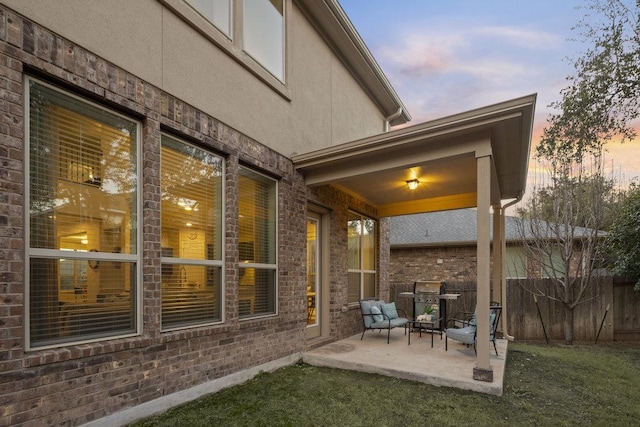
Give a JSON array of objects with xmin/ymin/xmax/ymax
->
[
  {"xmin": 24, "ymin": 77, "xmax": 143, "ymax": 350},
  {"xmin": 161, "ymin": 0, "xmax": 290, "ymax": 97}
]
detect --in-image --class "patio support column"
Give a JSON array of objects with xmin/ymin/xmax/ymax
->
[{"xmin": 474, "ymin": 154, "xmax": 493, "ymax": 382}]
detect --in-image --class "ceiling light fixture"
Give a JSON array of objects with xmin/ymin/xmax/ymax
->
[{"xmin": 406, "ymin": 179, "xmax": 419, "ymax": 190}]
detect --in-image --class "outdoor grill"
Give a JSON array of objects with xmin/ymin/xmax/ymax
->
[
  {"xmin": 399, "ymin": 280, "xmax": 459, "ymax": 331},
  {"xmin": 413, "ymin": 281, "xmax": 446, "ymax": 330}
]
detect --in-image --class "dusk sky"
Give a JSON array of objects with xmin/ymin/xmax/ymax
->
[{"xmin": 338, "ymin": 0, "xmax": 640, "ymax": 198}]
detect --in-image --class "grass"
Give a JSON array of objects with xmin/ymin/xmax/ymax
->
[{"xmin": 131, "ymin": 342, "xmax": 640, "ymax": 426}]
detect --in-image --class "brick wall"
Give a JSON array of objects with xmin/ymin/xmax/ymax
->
[
  {"xmin": 390, "ymin": 245, "xmax": 478, "ymax": 290},
  {"xmin": 307, "ymin": 185, "xmax": 386, "ymax": 341},
  {"xmin": 0, "ymin": 6, "xmax": 363, "ymax": 425}
]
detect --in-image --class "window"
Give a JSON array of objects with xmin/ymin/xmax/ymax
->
[
  {"xmin": 160, "ymin": 135, "xmax": 224, "ymax": 329},
  {"xmin": 238, "ymin": 167, "xmax": 277, "ymax": 318},
  {"xmin": 164, "ymin": 0, "xmax": 287, "ymax": 87},
  {"xmin": 347, "ymin": 212, "xmax": 376, "ymax": 303},
  {"xmin": 186, "ymin": 0, "xmax": 231, "ymax": 37},
  {"xmin": 243, "ymin": 0, "xmax": 284, "ymax": 81},
  {"xmin": 27, "ymin": 78, "xmax": 140, "ymax": 349},
  {"xmin": 505, "ymin": 246, "xmax": 527, "ymax": 279}
]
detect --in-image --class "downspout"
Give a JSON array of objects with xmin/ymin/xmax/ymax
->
[
  {"xmin": 384, "ymin": 107, "xmax": 403, "ymax": 132},
  {"xmin": 499, "ymin": 192, "xmax": 523, "ymax": 341}
]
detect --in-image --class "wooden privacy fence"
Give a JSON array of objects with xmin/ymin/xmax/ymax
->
[
  {"xmin": 507, "ymin": 277, "xmax": 612, "ymax": 342},
  {"xmin": 390, "ymin": 276, "xmax": 640, "ymax": 342},
  {"xmin": 611, "ymin": 277, "xmax": 640, "ymax": 341}
]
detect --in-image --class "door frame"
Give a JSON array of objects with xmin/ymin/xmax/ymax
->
[{"xmin": 306, "ymin": 206, "xmax": 329, "ymax": 339}]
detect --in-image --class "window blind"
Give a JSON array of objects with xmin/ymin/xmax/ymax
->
[
  {"xmin": 28, "ymin": 79, "xmax": 139, "ymax": 348},
  {"xmin": 238, "ymin": 167, "xmax": 277, "ymax": 317},
  {"xmin": 160, "ymin": 135, "xmax": 223, "ymax": 329}
]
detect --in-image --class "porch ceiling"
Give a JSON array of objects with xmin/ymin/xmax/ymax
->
[{"xmin": 292, "ymin": 94, "xmax": 536, "ymax": 217}]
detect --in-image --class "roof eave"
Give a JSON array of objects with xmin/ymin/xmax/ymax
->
[{"xmin": 293, "ymin": 94, "xmax": 536, "ymax": 170}]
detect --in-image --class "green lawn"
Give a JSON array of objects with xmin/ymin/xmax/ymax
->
[{"xmin": 131, "ymin": 342, "xmax": 640, "ymax": 426}]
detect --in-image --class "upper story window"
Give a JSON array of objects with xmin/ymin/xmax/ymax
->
[
  {"xmin": 168, "ymin": 0, "xmax": 287, "ymax": 87},
  {"xmin": 27, "ymin": 78, "xmax": 140, "ymax": 349},
  {"xmin": 243, "ymin": 0, "xmax": 284, "ymax": 81},
  {"xmin": 186, "ymin": 0, "xmax": 231, "ymax": 37},
  {"xmin": 347, "ymin": 212, "xmax": 376, "ymax": 303}
]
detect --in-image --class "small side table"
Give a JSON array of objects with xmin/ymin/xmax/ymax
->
[{"xmin": 408, "ymin": 318, "xmax": 443, "ymax": 348}]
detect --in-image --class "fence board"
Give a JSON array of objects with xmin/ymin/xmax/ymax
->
[
  {"xmin": 506, "ymin": 277, "xmax": 614, "ymax": 342},
  {"xmin": 613, "ymin": 278, "xmax": 640, "ymax": 341}
]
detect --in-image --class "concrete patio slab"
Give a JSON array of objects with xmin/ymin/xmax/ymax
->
[{"xmin": 303, "ymin": 328, "xmax": 507, "ymax": 396}]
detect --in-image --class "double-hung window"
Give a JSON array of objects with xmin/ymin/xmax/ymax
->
[
  {"xmin": 347, "ymin": 212, "xmax": 376, "ymax": 303},
  {"xmin": 238, "ymin": 167, "xmax": 277, "ymax": 318},
  {"xmin": 27, "ymin": 78, "xmax": 140, "ymax": 349},
  {"xmin": 160, "ymin": 135, "xmax": 224, "ymax": 329},
  {"xmin": 174, "ymin": 0, "xmax": 286, "ymax": 84}
]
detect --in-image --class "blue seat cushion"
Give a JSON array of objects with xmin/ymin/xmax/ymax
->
[
  {"xmin": 370, "ymin": 317, "xmax": 408, "ymax": 329},
  {"xmin": 446, "ymin": 326, "xmax": 476, "ymax": 345}
]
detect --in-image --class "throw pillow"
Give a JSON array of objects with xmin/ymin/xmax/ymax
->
[
  {"xmin": 370, "ymin": 305, "xmax": 384, "ymax": 322},
  {"xmin": 381, "ymin": 302, "xmax": 398, "ymax": 319}
]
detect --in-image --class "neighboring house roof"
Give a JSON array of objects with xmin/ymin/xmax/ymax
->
[{"xmin": 390, "ymin": 209, "xmax": 605, "ymax": 248}]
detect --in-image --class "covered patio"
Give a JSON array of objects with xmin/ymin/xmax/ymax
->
[
  {"xmin": 304, "ymin": 328, "xmax": 507, "ymax": 396},
  {"xmin": 294, "ymin": 94, "xmax": 536, "ymax": 384}
]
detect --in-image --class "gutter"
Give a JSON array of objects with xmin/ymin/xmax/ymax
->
[{"xmin": 384, "ymin": 107, "xmax": 403, "ymax": 132}]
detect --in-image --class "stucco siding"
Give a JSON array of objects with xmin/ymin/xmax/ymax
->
[
  {"xmin": 331, "ymin": 56, "xmax": 386, "ymax": 143},
  {"xmin": 159, "ymin": 8, "xmax": 293, "ymax": 146},
  {"xmin": 288, "ymin": 8, "xmax": 333, "ymax": 155},
  {"xmin": 2, "ymin": 0, "xmax": 387, "ymax": 156},
  {"xmin": 1, "ymin": 0, "xmax": 165, "ymax": 84}
]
